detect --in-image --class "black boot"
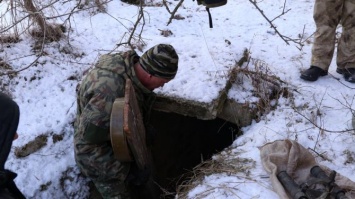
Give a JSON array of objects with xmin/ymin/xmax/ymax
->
[
  {"xmin": 300, "ymin": 66, "xmax": 327, "ymax": 81},
  {"xmin": 336, "ymin": 68, "xmax": 346, "ymax": 74},
  {"xmin": 342, "ymin": 68, "xmax": 355, "ymax": 83}
]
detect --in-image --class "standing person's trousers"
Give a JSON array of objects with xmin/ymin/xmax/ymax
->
[{"xmin": 311, "ymin": 0, "xmax": 355, "ymax": 71}]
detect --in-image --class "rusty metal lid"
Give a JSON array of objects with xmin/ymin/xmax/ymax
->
[{"xmin": 110, "ymin": 97, "xmax": 133, "ymax": 162}]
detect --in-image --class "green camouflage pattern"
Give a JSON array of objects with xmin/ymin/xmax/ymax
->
[
  {"xmin": 139, "ymin": 44, "xmax": 178, "ymax": 79},
  {"xmin": 93, "ymin": 178, "xmax": 131, "ymax": 199},
  {"xmin": 311, "ymin": 0, "xmax": 355, "ymax": 70},
  {"xmin": 74, "ymin": 50, "xmax": 152, "ymax": 198}
]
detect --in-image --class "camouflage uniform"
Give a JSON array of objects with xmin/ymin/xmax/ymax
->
[
  {"xmin": 311, "ymin": 0, "xmax": 355, "ymax": 71},
  {"xmin": 74, "ymin": 51, "xmax": 152, "ymax": 199}
]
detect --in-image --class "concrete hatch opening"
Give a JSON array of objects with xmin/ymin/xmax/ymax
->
[
  {"xmin": 146, "ymin": 64, "xmax": 289, "ymax": 198},
  {"xmin": 149, "ymin": 109, "xmax": 242, "ymax": 198}
]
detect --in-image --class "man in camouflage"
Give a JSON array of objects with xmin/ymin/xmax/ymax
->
[
  {"xmin": 300, "ymin": 0, "xmax": 355, "ymax": 82},
  {"xmin": 74, "ymin": 44, "xmax": 179, "ymax": 199}
]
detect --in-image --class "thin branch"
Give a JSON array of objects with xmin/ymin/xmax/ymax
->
[
  {"xmin": 328, "ymin": 72, "xmax": 355, "ymax": 89},
  {"xmin": 164, "ymin": 0, "xmax": 184, "ymax": 26},
  {"xmin": 248, "ymin": 0, "xmax": 291, "ymax": 45},
  {"xmin": 0, "ymin": 54, "xmax": 42, "ymax": 76},
  {"xmin": 308, "ymin": 147, "xmax": 332, "ymax": 162},
  {"xmin": 293, "ymin": 108, "xmax": 355, "ymax": 133},
  {"xmin": 116, "ymin": 2, "xmax": 146, "ymax": 50},
  {"xmin": 248, "ymin": 0, "xmax": 307, "ymax": 49}
]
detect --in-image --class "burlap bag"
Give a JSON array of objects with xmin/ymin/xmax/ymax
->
[{"xmin": 260, "ymin": 139, "xmax": 355, "ymax": 199}]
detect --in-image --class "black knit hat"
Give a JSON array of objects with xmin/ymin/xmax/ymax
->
[{"xmin": 139, "ymin": 44, "xmax": 179, "ymax": 79}]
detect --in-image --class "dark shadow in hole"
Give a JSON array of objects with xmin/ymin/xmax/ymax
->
[{"xmin": 148, "ymin": 110, "xmax": 241, "ymax": 198}]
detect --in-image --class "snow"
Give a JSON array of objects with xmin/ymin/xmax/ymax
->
[{"xmin": 1, "ymin": 0, "xmax": 355, "ymax": 198}]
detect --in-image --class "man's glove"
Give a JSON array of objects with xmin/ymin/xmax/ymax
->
[
  {"xmin": 0, "ymin": 170, "xmax": 17, "ymax": 188},
  {"xmin": 125, "ymin": 164, "xmax": 151, "ymax": 187}
]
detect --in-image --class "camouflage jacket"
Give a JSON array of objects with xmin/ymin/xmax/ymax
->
[{"xmin": 74, "ymin": 50, "xmax": 152, "ymax": 146}]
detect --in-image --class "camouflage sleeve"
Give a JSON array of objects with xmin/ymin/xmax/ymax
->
[
  {"xmin": 80, "ymin": 92, "xmax": 116, "ymax": 144},
  {"xmin": 84, "ymin": 123, "xmax": 110, "ymax": 143}
]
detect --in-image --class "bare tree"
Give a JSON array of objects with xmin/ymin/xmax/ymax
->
[{"xmin": 23, "ymin": 0, "xmax": 63, "ymax": 41}]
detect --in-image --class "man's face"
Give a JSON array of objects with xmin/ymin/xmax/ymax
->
[
  {"xmin": 146, "ymin": 75, "xmax": 171, "ymax": 90},
  {"xmin": 135, "ymin": 62, "xmax": 174, "ymax": 90}
]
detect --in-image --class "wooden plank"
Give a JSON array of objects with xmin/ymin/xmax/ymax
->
[
  {"xmin": 123, "ymin": 79, "xmax": 150, "ymax": 169},
  {"xmin": 110, "ymin": 79, "xmax": 150, "ymax": 170}
]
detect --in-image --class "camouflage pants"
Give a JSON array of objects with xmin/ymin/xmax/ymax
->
[
  {"xmin": 311, "ymin": 0, "xmax": 355, "ymax": 71},
  {"xmin": 74, "ymin": 142, "xmax": 131, "ymax": 199},
  {"xmin": 93, "ymin": 179, "xmax": 131, "ymax": 199}
]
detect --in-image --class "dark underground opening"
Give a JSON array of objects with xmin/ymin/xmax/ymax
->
[{"xmin": 148, "ymin": 109, "xmax": 242, "ymax": 198}]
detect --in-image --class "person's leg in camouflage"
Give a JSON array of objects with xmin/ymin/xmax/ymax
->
[
  {"xmin": 93, "ymin": 179, "xmax": 131, "ymax": 199},
  {"xmin": 336, "ymin": 0, "xmax": 355, "ymax": 82},
  {"xmin": 311, "ymin": 0, "xmax": 343, "ymax": 71},
  {"xmin": 74, "ymin": 143, "xmax": 131, "ymax": 199},
  {"xmin": 300, "ymin": 0, "xmax": 343, "ymax": 81}
]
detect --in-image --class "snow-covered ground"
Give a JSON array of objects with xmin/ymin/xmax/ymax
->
[{"xmin": 1, "ymin": 0, "xmax": 354, "ymax": 198}]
